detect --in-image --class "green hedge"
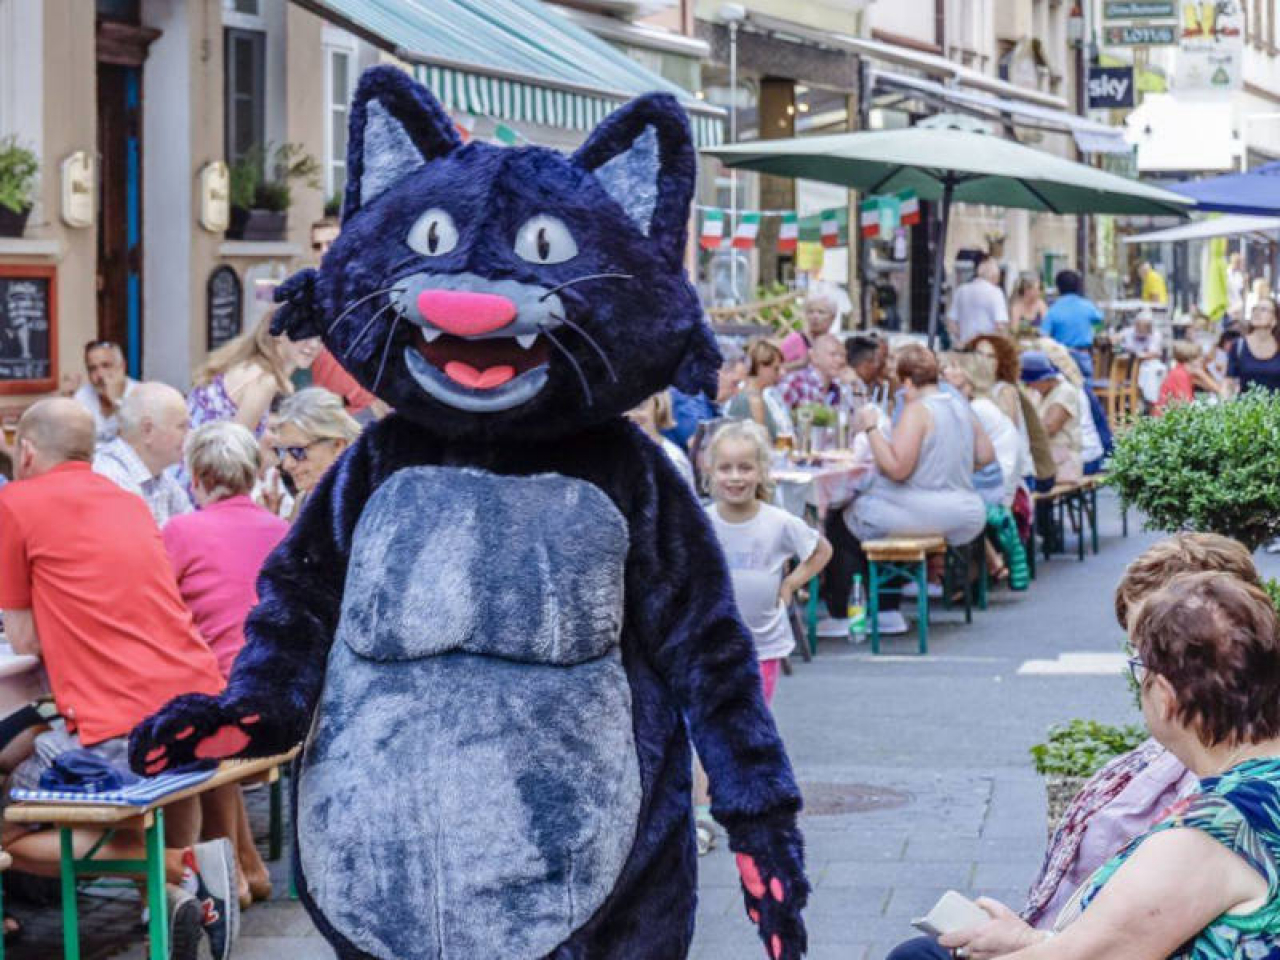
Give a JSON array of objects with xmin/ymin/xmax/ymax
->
[{"xmin": 1030, "ymin": 719, "xmax": 1148, "ymax": 778}]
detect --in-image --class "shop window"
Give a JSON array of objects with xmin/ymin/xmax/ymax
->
[
  {"xmin": 225, "ymin": 27, "xmax": 265, "ymax": 170},
  {"xmin": 324, "ymin": 44, "xmax": 355, "ymax": 200}
]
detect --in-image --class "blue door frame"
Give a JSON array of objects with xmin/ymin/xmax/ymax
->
[{"xmin": 125, "ymin": 67, "xmax": 142, "ymax": 379}]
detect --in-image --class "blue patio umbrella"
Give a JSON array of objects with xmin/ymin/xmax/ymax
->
[{"xmin": 1168, "ymin": 162, "xmax": 1280, "ymax": 216}]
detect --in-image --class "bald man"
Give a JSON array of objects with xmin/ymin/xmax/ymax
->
[
  {"xmin": 93, "ymin": 381, "xmax": 193, "ymax": 526},
  {"xmin": 780, "ymin": 333, "xmax": 860, "ymax": 413}
]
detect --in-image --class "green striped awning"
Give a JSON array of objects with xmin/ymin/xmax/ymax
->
[{"xmin": 293, "ymin": 0, "xmax": 725, "ymax": 147}]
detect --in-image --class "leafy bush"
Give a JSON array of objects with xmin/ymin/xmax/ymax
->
[
  {"xmin": 228, "ymin": 142, "xmax": 321, "ymax": 213},
  {"xmin": 0, "ymin": 137, "xmax": 38, "ymax": 214},
  {"xmin": 1107, "ymin": 391, "xmax": 1280, "ymax": 550},
  {"xmin": 1030, "ymin": 720, "xmax": 1147, "ymax": 778}
]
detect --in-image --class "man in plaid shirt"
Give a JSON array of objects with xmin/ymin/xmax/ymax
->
[{"xmin": 780, "ymin": 334, "xmax": 859, "ymax": 413}]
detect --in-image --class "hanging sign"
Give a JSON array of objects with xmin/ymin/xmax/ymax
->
[
  {"xmin": 207, "ymin": 265, "xmax": 243, "ymax": 351},
  {"xmin": 1104, "ymin": 23, "xmax": 1178, "ymax": 45},
  {"xmin": 1176, "ymin": 0, "xmax": 1244, "ymax": 91},
  {"xmin": 1088, "ymin": 66, "xmax": 1136, "ymax": 108},
  {"xmin": 1103, "ymin": 0, "xmax": 1175, "ymax": 18}
]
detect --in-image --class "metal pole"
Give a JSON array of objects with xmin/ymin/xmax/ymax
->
[
  {"xmin": 927, "ymin": 178, "xmax": 955, "ymax": 351},
  {"xmin": 728, "ymin": 20, "xmax": 739, "ymax": 303}
]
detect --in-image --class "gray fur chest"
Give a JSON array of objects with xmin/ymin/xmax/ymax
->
[{"xmin": 297, "ymin": 466, "xmax": 640, "ymax": 960}]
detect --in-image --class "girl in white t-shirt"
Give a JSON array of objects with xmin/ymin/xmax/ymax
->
[{"xmin": 704, "ymin": 421, "xmax": 832, "ymax": 704}]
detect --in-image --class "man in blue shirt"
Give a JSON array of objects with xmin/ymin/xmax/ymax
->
[{"xmin": 1043, "ymin": 270, "xmax": 1102, "ymax": 380}]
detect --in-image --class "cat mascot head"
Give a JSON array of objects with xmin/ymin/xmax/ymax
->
[{"xmin": 273, "ymin": 65, "xmax": 720, "ymax": 442}]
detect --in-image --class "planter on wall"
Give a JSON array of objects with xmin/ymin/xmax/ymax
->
[
  {"xmin": 0, "ymin": 205, "xmax": 31, "ymax": 238},
  {"xmin": 227, "ymin": 207, "xmax": 287, "ymax": 242}
]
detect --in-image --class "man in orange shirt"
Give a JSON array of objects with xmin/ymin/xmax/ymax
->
[{"xmin": 0, "ymin": 398, "xmax": 238, "ymax": 960}]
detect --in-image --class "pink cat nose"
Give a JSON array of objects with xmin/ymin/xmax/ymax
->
[{"xmin": 416, "ymin": 289, "xmax": 517, "ymax": 337}]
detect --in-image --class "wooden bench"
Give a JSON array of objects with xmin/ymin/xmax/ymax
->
[
  {"xmin": 864, "ymin": 536, "xmax": 946, "ymax": 655},
  {"xmin": 5, "ymin": 750, "xmax": 297, "ymax": 960}
]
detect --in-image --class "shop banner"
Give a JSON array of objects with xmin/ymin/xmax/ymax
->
[
  {"xmin": 1176, "ymin": 0, "xmax": 1244, "ymax": 91},
  {"xmin": 1104, "ymin": 23, "xmax": 1178, "ymax": 45},
  {"xmin": 1103, "ymin": 0, "xmax": 1176, "ymax": 19},
  {"xmin": 1088, "ymin": 66, "xmax": 1136, "ymax": 108}
]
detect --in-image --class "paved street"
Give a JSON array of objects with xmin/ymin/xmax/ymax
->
[{"xmin": 12, "ymin": 492, "xmax": 1278, "ymax": 960}]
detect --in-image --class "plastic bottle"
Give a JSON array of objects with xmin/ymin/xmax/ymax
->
[{"xmin": 847, "ymin": 575, "xmax": 867, "ymax": 644}]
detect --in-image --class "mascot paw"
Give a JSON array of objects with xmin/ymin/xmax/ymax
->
[
  {"xmin": 128, "ymin": 694, "xmax": 266, "ymax": 775},
  {"xmin": 270, "ymin": 268, "xmax": 324, "ymax": 340},
  {"xmin": 728, "ymin": 815, "xmax": 809, "ymax": 959}
]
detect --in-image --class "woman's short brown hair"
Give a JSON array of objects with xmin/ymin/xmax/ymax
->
[
  {"xmin": 1114, "ymin": 532, "xmax": 1260, "ymax": 628},
  {"xmin": 968, "ymin": 334, "xmax": 1021, "ymax": 385},
  {"xmin": 746, "ymin": 339, "xmax": 784, "ymax": 376},
  {"xmin": 895, "ymin": 344, "xmax": 939, "ymax": 387},
  {"xmin": 1132, "ymin": 571, "xmax": 1280, "ymax": 747}
]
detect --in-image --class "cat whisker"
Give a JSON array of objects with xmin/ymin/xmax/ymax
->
[
  {"xmin": 345, "ymin": 300, "xmax": 398, "ymax": 360},
  {"xmin": 538, "ymin": 324, "xmax": 593, "ymax": 408},
  {"xmin": 373, "ymin": 313, "xmax": 403, "ymax": 395},
  {"xmin": 548, "ymin": 313, "xmax": 617, "ymax": 384},
  {"xmin": 538, "ymin": 273, "xmax": 633, "ymax": 302},
  {"xmin": 326, "ymin": 286, "xmax": 397, "ymax": 337}
]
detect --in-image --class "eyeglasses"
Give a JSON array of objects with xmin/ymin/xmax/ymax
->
[
  {"xmin": 1126, "ymin": 655, "xmax": 1148, "ymax": 688},
  {"xmin": 272, "ymin": 439, "xmax": 327, "ymax": 463}
]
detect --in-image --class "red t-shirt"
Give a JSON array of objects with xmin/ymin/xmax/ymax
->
[
  {"xmin": 0, "ymin": 462, "xmax": 224, "ymax": 744},
  {"xmin": 311, "ymin": 349, "xmax": 377, "ymax": 414},
  {"xmin": 1156, "ymin": 363, "xmax": 1194, "ymax": 416}
]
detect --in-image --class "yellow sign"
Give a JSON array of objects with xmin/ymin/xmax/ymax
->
[{"xmin": 795, "ymin": 242, "xmax": 825, "ymax": 272}]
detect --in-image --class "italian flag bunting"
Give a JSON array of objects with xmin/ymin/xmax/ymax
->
[
  {"xmin": 493, "ymin": 123, "xmax": 520, "ymax": 146},
  {"xmin": 453, "ymin": 112, "xmax": 476, "ymax": 143},
  {"xmin": 700, "ymin": 209, "xmax": 725, "ymax": 250},
  {"xmin": 732, "ymin": 212, "xmax": 761, "ymax": 249},
  {"xmin": 821, "ymin": 209, "xmax": 845, "ymax": 248},
  {"xmin": 778, "ymin": 212, "xmax": 799, "ymax": 252},
  {"xmin": 859, "ymin": 200, "xmax": 881, "ymax": 238},
  {"xmin": 898, "ymin": 190, "xmax": 920, "ymax": 226}
]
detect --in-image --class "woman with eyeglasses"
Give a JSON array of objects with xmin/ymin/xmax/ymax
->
[{"xmin": 271, "ymin": 387, "xmax": 361, "ymax": 520}]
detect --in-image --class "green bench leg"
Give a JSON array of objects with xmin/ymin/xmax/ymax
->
[
  {"xmin": 868, "ymin": 560, "xmax": 881, "ymax": 654},
  {"xmin": 806, "ymin": 575, "xmax": 820, "ymax": 656},
  {"xmin": 915, "ymin": 562, "xmax": 928, "ymax": 655},
  {"xmin": 145, "ymin": 810, "xmax": 168, "ymax": 960},
  {"xmin": 976, "ymin": 540, "xmax": 989, "ymax": 611},
  {"xmin": 59, "ymin": 829, "xmax": 80, "ymax": 960}
]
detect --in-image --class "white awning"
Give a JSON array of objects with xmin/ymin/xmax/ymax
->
[
  {"xmin": 1124, "ymin": 93, "xmax": 1238, "ymax": 174},
  {"xmin": 873, "ymin": 70, "xmax": 1131, "ymax": 155},
  {"xmin": 1123, "ymin": 215, "xmax": 1280, "ymax": 244}
]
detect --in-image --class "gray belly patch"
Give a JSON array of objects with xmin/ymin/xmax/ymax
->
[{"xmin": 297, "ymin": 467, "xmax": 640, "ymax": 960}]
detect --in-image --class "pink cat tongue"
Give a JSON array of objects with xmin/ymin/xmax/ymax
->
[{"xmin": 443, "ymin": 361, "xmax": 516, "ymax": 390}]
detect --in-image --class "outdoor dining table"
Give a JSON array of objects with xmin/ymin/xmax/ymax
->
[{"xmin": 773, "ymin": 453, "xmax": 870, "ymax": 517}]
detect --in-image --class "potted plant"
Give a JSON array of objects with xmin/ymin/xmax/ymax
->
[
  {"xmin": 1031, "ymin": 719, "xmax": 1146, "ymax": 833},
  {"xmin": 1107, "ymin": 391, "xmax": 1280, "ymax": 550},
  {"xmin": 0, "ymin": 137, "xmax": 38, "ymax": 238},
  {"xmin": 227, "ymin": 142, "xmax": 321, "ymax": 242}
]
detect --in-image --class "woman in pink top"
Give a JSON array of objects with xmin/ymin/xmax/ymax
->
[{"xmin": 163, "ymin": 420, "xmax": 287, "ymax": 907}]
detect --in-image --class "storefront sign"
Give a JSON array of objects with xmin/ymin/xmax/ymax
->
[
  {"xmin": 1104, "ymin": 23, "xmax": 1178, "ymax": 45},
  {"xmin": 0, "ymin": 265, "xmax": 56, "ymax": 393},
  {"xmin": 1176, "ymin": 0, "xmax": 1244, "ymax": 91},
  {"xmin": 1088, "ymin": 67, "xmax": 1136, "ymax": 108},
  {"xmin": 1103, "ymin": 0, "xmax": 1176, "ymax": 19},
  {"xmin": 206, "ymin": 265, "xmax": 242, "ymax": 351}
]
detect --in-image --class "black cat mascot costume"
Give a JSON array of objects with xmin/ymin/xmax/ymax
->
[{"xmin": 131, "ymin": 65, "xmax": 808, "ymax": 960}]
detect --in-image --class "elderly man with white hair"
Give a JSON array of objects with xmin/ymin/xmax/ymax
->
[
  {"xmin": 93, "ymin": 381, "xmax": 193, "ymax": 526},
  {"xmin": 948, "ymin": 256, "xmax": 1009, "ymax": 348}
]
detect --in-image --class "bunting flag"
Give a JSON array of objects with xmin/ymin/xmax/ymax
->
[
  {"xmin": 494, "ymin": 122, "xmax": 520, "ymax": 146},
  {"xmin": 778, "ymin": 212, "xmax": 799, "ymax": 252},
  {"xmin": 732, "ymin": 212, "xmax": 761, "ymax": 249},
  {"xmin": 453, "ymin": 112, "xmax": 476, "ymax": 143},
  {"xmin": 898, "ymin": 190, "xmax": 920, "ymax": 226},
  {"xmin": 820, "ymin": 209, "xmax": 845, "ymax": 248},
  {"xmin": 859, "ymin": 200, "xmax": 881, "ymax": 238},
  {"xmin": 700, "ymin": 209, "xmax": 726, "ymax": 250}
]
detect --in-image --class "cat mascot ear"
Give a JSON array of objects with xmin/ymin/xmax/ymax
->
[{"xmin": 574, "ymin": 95, "xmax": 720, "ymax": 397}]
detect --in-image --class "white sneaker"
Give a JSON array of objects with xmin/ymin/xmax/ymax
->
[
  {"xmin": 816, "ymin": 617, "xmax": 850, "ymax": 637},
  {"xmin": 878, "ymin": 611, "xmax": 909, "ymax": 635},
  {"xmin": 901, "ymin": 581, "xmax": 943, "ymax": 599}
]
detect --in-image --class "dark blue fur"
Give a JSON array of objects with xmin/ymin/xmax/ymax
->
[{"xmin": 132, "ymin": 65, "xmax": 806, "ymax": 959}]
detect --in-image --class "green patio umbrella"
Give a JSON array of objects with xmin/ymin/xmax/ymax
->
[{"xmin": 703, "ymin": 116, "xmax": 1192, "ymax": 345}]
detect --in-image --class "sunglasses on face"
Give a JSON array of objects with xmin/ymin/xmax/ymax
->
[
  {"xmin": 273, "ymin": 439, "xmax": 327, "ymax": 463},
  {"xmin": 1126, "ymin": 655, "xmax": 1148, "ymax": 688}
]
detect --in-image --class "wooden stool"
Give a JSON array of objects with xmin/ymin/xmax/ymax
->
[{"xmin": 864, "ymin": 536, "xmax": 945, "ymax": 655}]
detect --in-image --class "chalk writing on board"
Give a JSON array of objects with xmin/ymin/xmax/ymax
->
[
  {"xmin": 207, "ymin": 265, "xmax": 243, "ymax": 351},
  {"xmin": 0, "ymin": 277, "xmax": 51, "ymax": 381}
]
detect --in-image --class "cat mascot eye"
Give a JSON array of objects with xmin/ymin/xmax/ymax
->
[
  {"xmin": 407, "ymin": 208, "xmax": 460, "ymax": 256},
  {"xmin": 515, "ymin": 214, "xmax": 578, "ymax": 264}
]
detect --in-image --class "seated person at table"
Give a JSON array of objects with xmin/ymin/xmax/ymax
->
[
  {"xmin": 1156, "ymin": 340, "xmax": 1224, "ymax": 414},
  {"xmin": 0, "ymin": 398, "xmax": 239, "ymax": 958},
  {"xmin": 890, "ymin": 568, "xmax": 1280, "ymax": 960},
  {"xmin": 70, "ymin": 339, "xmax": 137, "ymax": 446},
  {"xmin": 779, "ymin": 293, "xmax": 839, "ymax": 371},
  {"xmin": 826, "ymin": 346, "xmax": 992, "ymax": 635},
  {"xmin": 627, "ymin": 392, "xmax": 696, "ymax": 489},
  {"xmin": 843, "ymin": 334, "xmax": 884, "ymax": 403},
  {"xmin": 725, "ymin": 339, "xmax": 793, "ymax": 444},
  {"xmin": 781, "ymin": 333, "xmax": 858, "ymax": 414},
  {"xmin": 93, "ymin": 381, "xmax": 194, "ymax": 527},
  {"xmin": 271, "ymin": 387, "xmax": 361, "ymax": 521},
  {"xmin": 1020, "ymin": 351, "xmax": 1082, "ymax": 486},
  {"xmin": 1118, "ymin": 310, "xmax": 1163, "ymax": 361}
]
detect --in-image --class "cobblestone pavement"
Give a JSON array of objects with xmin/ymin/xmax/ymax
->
[{"xmin": 11, "ymin": 492, "xmax": 1274, "ymax": 959}]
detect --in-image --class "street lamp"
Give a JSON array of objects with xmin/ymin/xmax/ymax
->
[
  {"xmin": 1067, "ymin": 3, "xmax": 1085, "ymax": 47},
  {"xmin": 718, "ymin": 3, "xmax": 746, "ymax": 303}
]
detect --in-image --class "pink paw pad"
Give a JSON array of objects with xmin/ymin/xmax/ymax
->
[
  {"xmin": 748, "ymin": 909, "xmax": 760, "ymax": 924},
  {"xmin": 194, "ymin": 725, "xmax": 251, "ymax": 760},
  {"xmin": 175, "ymin": 726, "xmax": 195, "ymax": 740},
  {"xmin": 241, "ymin": 714, "xmax": 260, "ymax": 725},
  {"xmin": 770, "ymin": 877, "xmax": 785, "ymax": 902},
  {"xmin": 771, "ymin": 933, "xmax": 783, "ymax": 959},
  {"xmin": 736, "ymin": 854, "xmax": 765, "ymax": 898}
]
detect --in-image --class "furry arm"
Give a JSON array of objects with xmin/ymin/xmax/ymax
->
[
  {"xmin": 626, "ymin": 439, "xmax": 809, "ymax": 959},
  {"xmin": 129, "ymin": 428, "xmax": 381, "ymax": 774}
]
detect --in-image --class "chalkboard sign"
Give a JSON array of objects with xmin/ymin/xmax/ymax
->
[
  {"xmin": 0, "ymin": 265, "xmax": 57, "ymax": 394},
  {"xmin": 207, "ymin": 265, "xmax": 243, "ymax": 351}
]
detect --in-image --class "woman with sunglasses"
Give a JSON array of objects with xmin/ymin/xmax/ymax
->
[{"xmin": 271, "ymin": 387, "xmax": 361, "ymax": 520}]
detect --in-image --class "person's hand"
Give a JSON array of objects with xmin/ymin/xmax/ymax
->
[
  {"xmin": 938, "ymin": 898, "xmax": 1043, "ymax": 960},
  {"xmin": 105, "ymin": 377, "xmax": 129, "ymax": 405},
  {"xmin": 852, "ymin": 405, "xmax": 878, "ymax": 436},
  {"xmin": 778, "ymin": 577, "xmax": 798, "ymax": 608},
  {"xmin": 58, "ymin": 372, "xmax": 82, "ymax": 397}
]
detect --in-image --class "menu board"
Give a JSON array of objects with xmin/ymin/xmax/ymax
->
[
  {"xmin": 0, "ymin": 265, "xmax": 56, "ymax": 393},
  {"xmin": 207, "ymin": 265, "xmax": 243, "ymax": 351}
]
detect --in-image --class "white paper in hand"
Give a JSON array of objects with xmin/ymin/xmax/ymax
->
[{"xmin": 911, "ymin": 890, "xmax": 990, "ymax": 938}]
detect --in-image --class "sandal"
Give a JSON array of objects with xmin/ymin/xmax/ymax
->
[{"xmin": 695, "ymin": 819, "xmax": 717, "ymax": 856}]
